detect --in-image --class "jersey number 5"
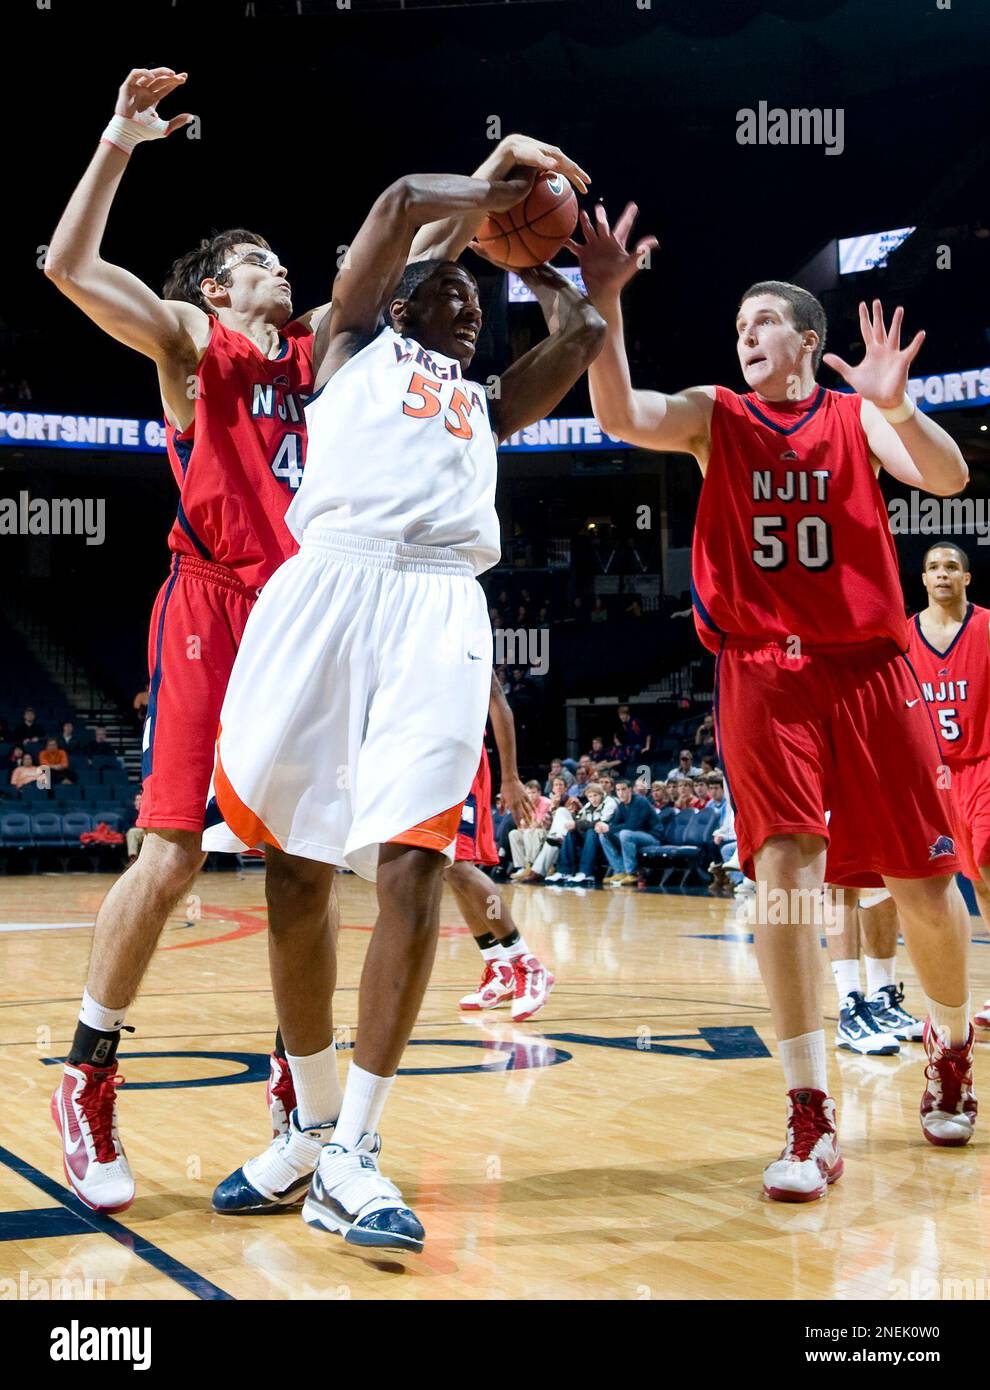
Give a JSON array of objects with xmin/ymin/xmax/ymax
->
[
  {"xmin": 752, "ymin": 515, "xmax": 833, "ymax": 571},
  {"xmin": 402, "ymin": 372, "xmax": 476, "ymax": 440}
]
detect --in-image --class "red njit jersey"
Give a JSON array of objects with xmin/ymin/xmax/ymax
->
[
  {"xmin": 165, "ymin": 318, "xmax": 314, "ymax": 591},
  {"xmin": 691, "ymin": 385, "xmax": 908, "ymax": 651},
  {"xmin": 906, "ymin": 603, "xmax": 990, "ymax": 763}
]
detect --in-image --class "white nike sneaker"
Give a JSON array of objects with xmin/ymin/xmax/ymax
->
[
  {"xmin": 212, "ymin": 1109, "xmax": 335, "ymax": 1213},
  {"xmin": 302, "ymin": 1133, "xmax": 424, "ymax": 1253},
  {"xmin": 459, "ymin": 959, "xmax": 514, "ymax": 1011},
  {"xmin": 762, "ymin": 1089, "xmax": 843, "ymax": 1203},
  {"xmin": 510, "ymin": 952, "xmax": 555, "ymax": 1021},
  {"xmin": 51, "ymin": 1061, "xmax": 134, "ymax": 1214}
]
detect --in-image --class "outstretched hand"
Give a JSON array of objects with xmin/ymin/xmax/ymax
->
[
  {"xmin": 566, "ymin": 201, "xmax": 658, "ymax": 303},
  {"xmin": 114, "ymin": 67, "xmax": 193, "ymax": 138},
  {"xmin": 822, "ymin": 299, "xmax": 924, "ymax": 410}
]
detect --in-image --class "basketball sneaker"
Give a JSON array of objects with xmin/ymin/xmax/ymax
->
[
  {"xmin": 212, "ymin": 1109, "xmax": 334, "ymax": 1213},
  {"xmin": 835, "ymin": 991, "xmax": 900, "ymax": 1055},
  {"xmin": 51, "ymin": 1061, "xmax": 134, "ymax": 1214},
  {"xmin": 511, "ymin": 953, "xmax": 555, "ymax": 1021},
  {"xmin": 459, "ymin": 959, "xmax": 514, "ymax": 1011},
  {"xmin": 867, "ymin": 984, "xmax": 924, "ymax": 1042},
  {"xmin": 921, "ymin": 1020, "xmax": 977, "ymax": 1147},
  {"xmin": 762, "ymin": 1089, "xmax": 843, "ymax": 1203},
  {"xmin": 267, "ymin": 1053, "xmax": 297, "ymax": 1138},
  {"xmin": 302, "ymin": 1133, "xmax": 424, "ymax": 1253}
]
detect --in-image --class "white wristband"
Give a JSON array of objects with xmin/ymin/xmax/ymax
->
[
  {"xmin": 101, "ymin": 110, "xmax": 169, "ymax": 155},
  {"xmin": 876, "ymin": 394, "xmax": 915, "ymax": 424}
]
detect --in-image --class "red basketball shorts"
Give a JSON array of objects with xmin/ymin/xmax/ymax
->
[
  {"xmin": 139, "ymin": 554, "xmax": 256, "ymax": 833},
  {"xmin": 714, "ymin": 638, "xmax": 960, "ymax": 888},
  {"xmin": 454, "ymin": 745, "xmax": 497, "ymax": 866},
  {"xmin": 946, "ymin": 758, "xmax": 990, "ymax": 881}
]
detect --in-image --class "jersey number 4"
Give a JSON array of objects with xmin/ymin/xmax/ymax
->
[
  {"xmin": 402, "ymin": 372, "xmax": 476, "ymax": 440},
  {"xmin": 270, "ymin": 433, "xmax": 304, "ymax": 490},
  {"xmin": 752, "ymin": 515, "xmax": 833, "ymax": 571}
]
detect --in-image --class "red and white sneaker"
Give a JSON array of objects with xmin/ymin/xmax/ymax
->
[
  {"xmin": 51, "ymin": 1061, "xmax": 134, "ymax": 1214},
  {"xmin": 459, "ymin": 960, "xmax": 515, "ymax": 1011},
  {"xmin": 762, "ymin": 1089, "xmax": 843, "ymax": 1203},
  {"xmin": 510, "ymin": 953, "xmax": 555, "ymax": 1022},
  {"xmin": 921, "ymin": 1019, "xmax": 977, "ymax": 1147},
  {"xmin": 973, "ymin": 1001, "xmax": 990, "ymax": 1033},
  {"xmin": 266, "ymin": 1053, "xmax": 297, "ymax": 1139}
]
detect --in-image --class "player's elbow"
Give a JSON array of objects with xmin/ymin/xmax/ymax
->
[
  {"xmin": 929, "ymin": 451, "xmax": 969, "ymax": 497},
  {"xmin": 570, "ymin": 308, "xmax": 607, "ymax": 366}
]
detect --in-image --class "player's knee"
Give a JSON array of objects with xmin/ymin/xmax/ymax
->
[
  {"xmin": 265, "ymin": 849, "xmax": 334, "ymax": 914},
  {"xmin": 141, "ymin": 830, "xmax": 206, "ymax": 894},
  {"xmin": 380, "ymin": 846, "xmax": 445, "ymax": 916}
]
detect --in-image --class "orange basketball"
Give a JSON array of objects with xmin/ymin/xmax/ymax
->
[{"xmin": 476, "ymin": 171, "xmax": 579, "ymax": 269}]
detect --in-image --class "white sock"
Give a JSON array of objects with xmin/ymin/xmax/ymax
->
[
  {"xmin": 286, "ymin": 1042, "xmax": 343, "ymax": 1129},
  {"xmin": 480, "ymin": 943, "xmax": 502, "ymax": 963},
  {"xmin": 925, "ymin": 995, "xmax": 971, "ymax": 1049},
  {"xmin": 334, "ymin": 1062, "xmax": 395, "ymax": 1150},
  {"xmin": 499, "ymin": 934, "xmax": 529, "ymax": 961},
  {"xmin": 79, "ymin": 989, "xmax": 127, "ymax": 1033},
  {"xmin": 830, "ymin": 959, "xmax": 861, "ymax": 1005},
  {"xmin": 865, "ymin": 956, "xmax": 897, "ymax": 998},
  {"xmin": 778, "ymin": 1030, "xmax": 829, "ymax": 1094}
]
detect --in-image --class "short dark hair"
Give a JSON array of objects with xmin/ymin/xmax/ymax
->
[
  {"xmin": 615, "ymin": 779, "xmax": 631, "ymax": 790},
  {"xmin": 706, "ymin": 773, "xmax": 724, "ymax": 786},
  {"xmin": 923, "ymin": 542, "xmax": 970, "ymax": 572},
  {"xmin": 381, "ymin": 258, "xmax": 460, "ymax": 332},
  {"xmin": 163, "ymin": 229, "xmax": 271, "ymax": 314},
  {"xmin": 739, "ymin": 280, "xmax": 827, "ymax": 372}
]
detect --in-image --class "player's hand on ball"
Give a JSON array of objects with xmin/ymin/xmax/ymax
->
[
  {"xmin": 503, "ymin": 777, "xmax": 534, "ymax": 829},
  {"xmin": 114, "ymin": 67, "xmax": 193, "ymax": 138},
  {"xmin": 567, "ymin": 201, "xmax": 658, "ymax": 302},
  {"xmin": 485, "ymin": 168, "xmax": 539, "ymax": 214},
  {"xmin": 499, "ymin": 135, "xmax": 591, "ymax": 195},
  {"xmin": 822, "ymin": 300, "xmax": 925, "ymax": 410}
]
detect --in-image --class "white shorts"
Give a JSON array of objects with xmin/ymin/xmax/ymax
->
[{"xmin": 202, "ymin": 526, "xmax": 493, "ymax": 879}]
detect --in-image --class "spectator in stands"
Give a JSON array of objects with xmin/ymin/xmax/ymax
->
[
  {"xmin": 8, "ymin": 745, "xmax": 25, "ymax": 767},
  {"xmin": 633, "ymin": 774, "xmax": 650, "ymax": 797},
  {"xmin": 707, "ymin": 776, "xmax": 739, "ymax": 897},
  {"xmin": 690, "ymin": 777, "xmax": 711, "ymax": 809},
  {"xmin": 11, "ymin": 753, "xmax": 44, "ymax": 789},
  {"xmin": 133, "ymin": 683, "xmax": 149, "ymax": 726},
  {"xmin": 40, "ymin": 737, "xmax": 73, "ymax": 785},
  {"xmin": 13, "ymin": 708, "xmax": 43, "ymax": 746},
  {"xmin": 650, "ymin": 780, "xmax": 670, "ymax": 808},
  {"xmin": 550, "ymin": 781, "xmax": 617, "ymax": 884},
  {"xmin": 543, "ymin": 759, "xmax": 575, "ymax": 797},
  {"xmin": 694, "ymin": 712, "xmax": 716, "ymax": 760},
  {"xmin": 89, "ymin": 726, "xmax": 117, "ymax": 756},
  {"xmin": 700, "ymin": 755, "xmax": 717, "ymax": 776},
  {"xmin": 666, "ymin": 748, "xmax": 702, "ymax": 781},
  {"xmin": 586, "ymin": 735, "xmax": 608, "ymax": 768},
  {"xmin": 599, "ymin": 773, "xmax": 616, "ymax": 799},
  {"xmin": 519, "ymin": 790, "xmax": 578, "ymax": 883},
  {"xmin": 508, "ymin": 780, "xmax": 551, "ymax": 878},
  {"xmin": 570, "ymin": 764, "xmax": 591, "ymax": 798},
  {"xmin": 614, "ymin": 704, "xmax": 651, "ymax": 764},
  {"xmin": 126, "ymin": 793, "xmax": 146, "ymax": 865},
  {"xmin": 590, "ymin": 596, "xmax": 608, "ymax": 624},
  {"xmin": 625, "ymin": 597, "xmax": 643, "ymax": 619},
  {"xmin": 59, "ymin": 721, "xmax": 80, "ymax": 754},
  {"xmin": 492, "ymin": 792, "xmax": 511, "ymax": 843},
  {"xmin": 599, "ymin": 780, "xmax": 661, "ymax": 886}
]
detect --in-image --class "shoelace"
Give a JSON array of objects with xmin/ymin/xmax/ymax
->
[
  {"xmin": 926, "ymin": 1044, "xmax": 971, "ymax": 1113},
  {"xmin": 513, "ymin": 956, "xmax": 538, "ymax": 990},
  {"xmin": 79, "ymin": 1070, "xmax": 124, "ymax": 1164},
  {"xmin": 787, "ymin": 1100, "xmax": 830, "ymax": 1162}
]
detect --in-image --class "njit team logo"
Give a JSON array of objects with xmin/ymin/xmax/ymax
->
[
  {"xmin": 780, "ymin": 449, "xmax": 799, "ymax": 461},
  {"xmin": 928, "ymin": 834, "xmax": 955, "ymax": 860}
]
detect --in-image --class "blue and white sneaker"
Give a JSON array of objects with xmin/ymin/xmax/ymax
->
[
  {"xmin": 868, "ymin": 983, "xmax": 924, "ymax": 1042},
  {"xmin": 212, "ymin": 1109, "xmax": 334, "ymax": 1214},
  {"xmin": 302, "ymin": 1133, "xmax": 424, "ymax": 1254},
  {"xmin": 836, "ymin": 991, "xmax": 900, "ymax": 1056}
]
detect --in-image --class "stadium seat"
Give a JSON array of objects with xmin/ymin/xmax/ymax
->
[
  {"xmin": 51, "ymin": 783, "xmax": 83, "ymax": 802},
  {"xmin": 0, "ymin": 813, "xmax": 33, "ymax": 848},
  {"xmin": 30, "ymin": 813, "xmax": 64, "ymax": 848},
  {"xmin": 61, "ymin": 812, "xmax": 92, "ymax": 842}
]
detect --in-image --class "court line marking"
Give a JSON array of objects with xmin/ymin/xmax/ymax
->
[
  {"xmin": 0, "ymin": 922, "xmax": 95, "ymax": 933},
  {"xmin": 0, "ymin": 1143, "xmax": 234, "ymax": 1301}
]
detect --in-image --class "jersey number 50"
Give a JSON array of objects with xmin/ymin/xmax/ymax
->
[{"xmin": 752, "ymin": 515, "xmax": 833, "ymax": 571}]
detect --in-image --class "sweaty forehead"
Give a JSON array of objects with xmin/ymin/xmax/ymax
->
[{"xmin": 737, "ymin": 296, "xmax": 787, "ymax": 324}]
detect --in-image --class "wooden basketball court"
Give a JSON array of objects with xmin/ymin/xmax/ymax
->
[{"xmin": 2, "ymin": 870, "xmax": 988, "ymax": 1301}]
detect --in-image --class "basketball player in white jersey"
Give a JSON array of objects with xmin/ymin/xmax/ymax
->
[{"xmin": 205, "ymin": 168, "xmax": 605, "ymax": 1252}]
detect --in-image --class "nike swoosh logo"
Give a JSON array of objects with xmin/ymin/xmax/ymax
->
[
  {"xmin": 467, "ymin": 652, "xmax": 483, "ymax": 661},
  {"xmin": 906, "ymin": 699, "xmax": 920, "ymax": 708}
]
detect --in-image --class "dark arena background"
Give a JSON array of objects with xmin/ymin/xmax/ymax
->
[{"xmin": 1, "ymin": 0, "xmax": 989, "ymax": 1357}]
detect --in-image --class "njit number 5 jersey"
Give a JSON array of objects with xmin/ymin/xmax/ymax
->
[
  {"xmin": 906, "ymin": 603, "xmax": 990, "ymax": 763},
  {"xmin": 288, "ymin": 327, "xmax": 500, "ymax": 575},
  {"xmin": 165, "ymin": 318, "xmax": 314, "ymax": 591},
  {"xmin": 691, "ymin": 385, "xmax": 907, "ymax": 651}
]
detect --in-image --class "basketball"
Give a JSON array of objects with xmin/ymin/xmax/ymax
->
[{"xmin": 476, "ymin": 170, "xmax": 579, "ymax": 268}]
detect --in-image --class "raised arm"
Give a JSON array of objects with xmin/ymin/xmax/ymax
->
[
  {"xmin": 824, "ymin": 300, "xmax": 969, "ymax": 497},
  {"xmin": 488, "ymin": 262, "xmax": 606, "ymax": 442},
  {"xmin": 409, "ymin": 133, "xmax": 590, "ymax": 264},
  {"xmin": 569, "ymin": 202, "xmax": 714, "ymax": 461},
  {"xmin": 311, "ymin": 170, "xmax": 535, "ymax": 390},
  {"xmin": 43, "ymin": 68, "xmax": 209, "ymax": 399},
  {"xmin": 488, "ymin": 671, "xmax": 533, "ymax": 829}
]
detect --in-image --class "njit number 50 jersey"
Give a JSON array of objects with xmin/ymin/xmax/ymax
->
[
  {"xmin": 906, "ymin": 603, "xmax": 990, "ymax": 763},
  {"xmin": 288, "ymin": 327, "xmax": 500, "ymax": 575},
  {"xmin": 165, "ymin": 318, "xmax": 314, "ymax": 591},
  {"xmin": 691, "ymin": 385, "xmax": 907, "ymax": 651}
]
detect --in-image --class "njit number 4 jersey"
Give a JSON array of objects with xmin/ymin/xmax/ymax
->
[
  {"xmin": 288, "ymin": 328, "xmax": 500, "ymax": 575},
  {"xmin": 691, "ymin": 385, "xmax": 907, "ymax": 651},
  {"xmin": 906, "ymin": 603, "xmax": 990, "ymax": 763},
  {"xmin": 165, "ymin": 318, "xmax": 314, "ymax": 591}
]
